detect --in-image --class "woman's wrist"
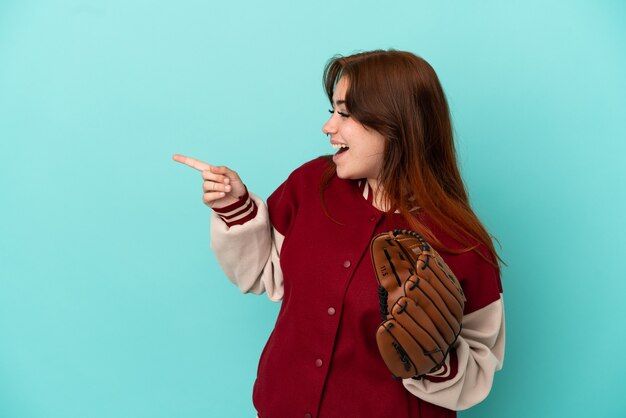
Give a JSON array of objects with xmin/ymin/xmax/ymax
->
[{"xmin": 212, "ymin": 187, "xmax": 258, "ymax": 227}]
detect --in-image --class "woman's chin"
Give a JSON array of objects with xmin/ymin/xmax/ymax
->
[{"xmin": 335, "ymin": 168, "xmax": 357, "ymax": 180}]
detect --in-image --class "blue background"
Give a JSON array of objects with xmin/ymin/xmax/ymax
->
[{"xmin": 1, "ymin": 1, "xmax": 625, "ymax": 417}]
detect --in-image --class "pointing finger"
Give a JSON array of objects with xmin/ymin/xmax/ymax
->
[{"xmin": 172, "ymin": 154, "xmax": 212, "ymax": 172}]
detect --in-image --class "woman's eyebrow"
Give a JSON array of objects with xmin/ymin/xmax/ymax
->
[{"xmin": 333, "ymin": 99, "xmax": 346, "ymax": 106}]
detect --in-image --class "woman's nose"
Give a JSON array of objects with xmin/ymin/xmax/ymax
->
[{"xmin": 322, "ymin": 117, "xmax": 336, "ymax": 136}]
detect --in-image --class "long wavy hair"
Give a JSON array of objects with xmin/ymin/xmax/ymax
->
[{"xmin": 320, "ymin": 49, "xmax": 502, "ymax": 267}]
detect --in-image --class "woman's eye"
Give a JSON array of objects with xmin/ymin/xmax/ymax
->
[{"xmin": 328, "ymin": 109, "xmax": 350, "ymax": 118}]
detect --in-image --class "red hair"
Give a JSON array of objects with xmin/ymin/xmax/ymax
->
[{"xmin": 320, "ymin": 50, "xmax": 502, "ymax": 267}]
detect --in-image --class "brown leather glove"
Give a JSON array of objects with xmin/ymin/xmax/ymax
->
[{"xmin": 370, "ymin": 229, "xmax": 466, "ymax": 379}]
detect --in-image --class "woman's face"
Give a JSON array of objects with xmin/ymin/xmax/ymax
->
[{"xmin": 322, "ymin": 76, "xmax": 386, "ymax": 183}]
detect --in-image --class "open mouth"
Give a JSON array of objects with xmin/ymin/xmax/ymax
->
[{"xmin": 332, "ymin": 143, "xmax": 349, "ymax": 155}]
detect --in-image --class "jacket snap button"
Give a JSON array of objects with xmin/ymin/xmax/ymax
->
[
  {"xmin": 343, "ymin": 260, "xmax": 351, "ymax": 268},
  {"xmin": 304, "ymin": 414, "xmax": 313, "ymax": 418},
  {"xmin": 315, "ymin": 359, "xmax": 323, "ymax": 368},
  {"xmin": 370, "ymin": 216, "xmax": 376, "ymax": 221},
  {"xmin": 327, "ymin": 307, "xmax": 336, "ymax": 316}
]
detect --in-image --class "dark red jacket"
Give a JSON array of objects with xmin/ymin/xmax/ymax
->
[{"xmin": 212, "ymin": 157, "xmax": 504, "ymax": 418}]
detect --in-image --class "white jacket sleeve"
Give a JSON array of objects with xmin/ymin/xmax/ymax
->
[
  {"xmin": 402, "ymin": 295, "xmax": 505, "ymax": 410},
  {"xmin": 210, "ymin": 192, "xmax": 285, "ymax": 302}
]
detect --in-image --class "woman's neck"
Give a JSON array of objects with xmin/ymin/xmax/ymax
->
[{"xmin": 367, "ymin": 178, "xmax": 388, "ymax": 212}]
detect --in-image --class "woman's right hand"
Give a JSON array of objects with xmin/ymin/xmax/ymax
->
[{"xmin": 172, "ymin": 154, "xmax": 247, "ymax": 209}]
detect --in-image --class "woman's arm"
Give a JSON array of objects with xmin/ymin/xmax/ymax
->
[
  {"xmin": 210, "ymin": 190, "xmax": 285, "ymax": 302},
  {"xmin": 172, "ymin": 153, "xmax": 286, "ymax": 302},
  {"xmin": 402, "ymin": 295, "xmax": 505, "ymax": 410},
  {"xmin": 401, "ymin": 242, "xmax": 505, "ymax": 411}
]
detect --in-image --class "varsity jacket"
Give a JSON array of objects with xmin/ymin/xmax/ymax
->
[{"xmin": 210, "ymin": 156, "xmax": 505, "ymax": 418}]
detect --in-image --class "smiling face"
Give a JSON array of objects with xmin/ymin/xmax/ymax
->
[{"xmin": 322, "ymin": 77, "xmax": 387, "ymax": 186}]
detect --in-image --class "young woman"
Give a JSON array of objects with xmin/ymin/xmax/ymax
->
[{"xmin": 173, "ymin": 49, "xmax": 505, "ymax": 418}]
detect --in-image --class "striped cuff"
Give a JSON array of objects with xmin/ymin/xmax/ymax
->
[
  {"xmin": 212, "ymin": 188, "xmax": 258, "ymax": 227},
  {"xmin": 422, "ymin": 347, "xmax": 458, "ymax": 383}
]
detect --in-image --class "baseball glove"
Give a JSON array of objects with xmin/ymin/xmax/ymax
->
[{"xmin": 370, "ymin": 229, "xmax": 466, "ymax": 379}]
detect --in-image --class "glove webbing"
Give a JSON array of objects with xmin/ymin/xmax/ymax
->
[{"xmin": 378, "ymin": 285, "xmax": 389, "ymax": 322}]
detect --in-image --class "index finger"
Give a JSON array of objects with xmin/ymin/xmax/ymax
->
[{"xmin": 172, "ymin": 154, "xmax": 213, "ymax": 172}]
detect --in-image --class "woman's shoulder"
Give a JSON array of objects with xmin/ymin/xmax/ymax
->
[
  {"xmin": 287, "ymin": 155, "xmax": 333, "ymax": 179},
  {"xmin": 273, "ymin": 155, "xmax": 334, "ymax": 192},
  {"xmin": 421, "ymin": 218, "xmax": 503, "ymax": 313},
  {"xmin": 444, "ymin": 245, "xmax": 502, "ymax": 314},
  {"xmin": 268, "ymin": 155, "xmax": 332, "ymax": 203},
  {"xmin": 267, "ymin": 155, "xmax": 334, "ymax": 234}
]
